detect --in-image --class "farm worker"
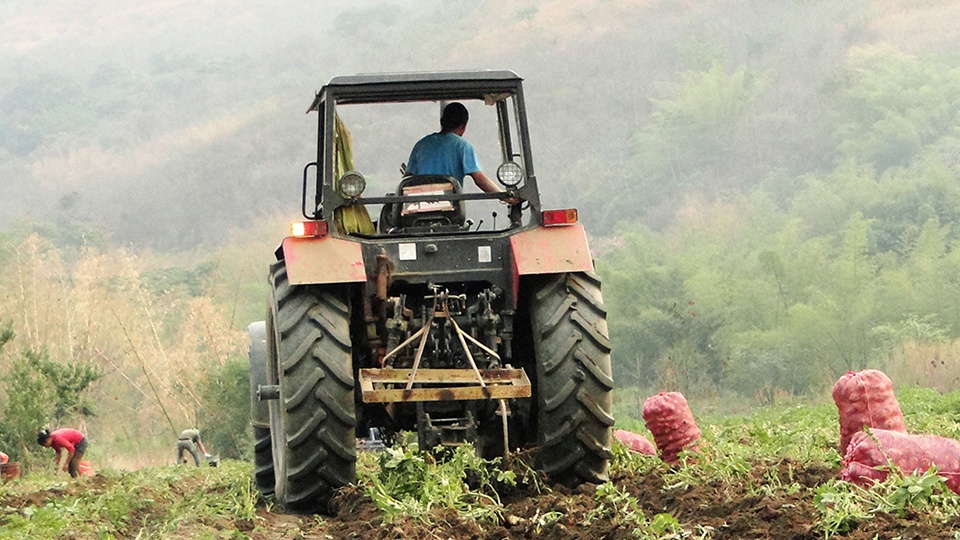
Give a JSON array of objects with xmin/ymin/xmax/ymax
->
[
  {"xmin": 37, "ymin": 428, "xmax": 88, "ymax": 478},
  {"xmin": 176, "ymin": 428, "xmax": 210, "ymax": 466},
  {"xmin": 0, "ymin": 450, "xmax": 7, "ymax": 464},
  {"xmin": 406, "ymin": 102, "xmax": 505, "ymax": 195}
]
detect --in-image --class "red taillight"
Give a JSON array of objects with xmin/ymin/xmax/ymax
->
[
  {"xmin": 541, "ymin": 209, "xmax": 578, "ymax": 226},
  {"xmin": 290, "ymin": 220, "xmax": 328, "ymax": 237}
]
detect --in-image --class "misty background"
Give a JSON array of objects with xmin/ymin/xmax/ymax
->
[
  {"xmin": 3, "ymin": 0, "xmax": 892, "ymax": 248},
  {"xmin": 4, "ymin": 0, "xmax": 960, "ymax": 464}
]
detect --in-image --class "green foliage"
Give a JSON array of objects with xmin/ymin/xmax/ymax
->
[
  {"xmin": 0, "ymin": 344, "xmax": 101, "ymax": 468},
  {"xmin": 0, "ymin": 461, "xmax": 258, "ymax": 539},
  {"xmin": 0, "ymin": 389, "xmax": 957, "ymax": 537},
  {"xmin": 585, "ymin": 482, "xmax": 647, "ymax": 529},
  {"xmin": 610, "ymin": 433, "xmax": 660, "ymax": 478},
  {"xmin": 31, "ymin": 350, "xmax": 102, "ymax": 422},
  {"xmin": 358, "ymin": 443, "xmax": 514, "ymax": 524},
  {"xmin": 814, "ymin": 469, "xmax": 960, "ymax": 539},
  {"xmin": 0, "ymin": 354, "xmax": 50, "ymax": 468},
  {"xmin": 883, "ymin": 467, "xmax": 948, "ymax": 516},
  {"xmin": 0, "ymin": 321, "xmax": 13, "ymax": 351},
  {"xmin": 832, "ymin": 46, "xmax": 960, "ymax": 171},
  {"xmin": 602, "ymin": 134, "xmax": 960, "ymax": 398},
  {"xmin": 599, "ymin": 62, "xmax": 770, "ymax": 223},
  {"xmin": 140, "ymin": 262, "xmax": 214, "ymax": 298},
  {"xmin": 197, "ymin": 355, "xmax": 251, "ymax": 460}
]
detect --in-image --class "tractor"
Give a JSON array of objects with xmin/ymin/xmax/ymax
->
[{"xmin": 247, "ymin": 70, "xmax": 613, "ymax": 513}]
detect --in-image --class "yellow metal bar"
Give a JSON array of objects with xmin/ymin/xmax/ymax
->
[{"xmin": 359, "ymin": 368, "xmax": 531, "ymax": 404}]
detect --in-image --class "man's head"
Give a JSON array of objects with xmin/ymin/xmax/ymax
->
[
  {"xmin": 440, "ymin": 102, "xmax": 469, "ymax": 132},
  {"xmin": 37, "ymin": 428, "xmax": 51, "ymax": 447}
]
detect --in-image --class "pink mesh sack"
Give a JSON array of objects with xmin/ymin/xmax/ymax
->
[
  {"xmin": 613, "ymin": 429, "xmax": 656, "ymax": 456},
  {"xmin": 840, "ymin": 428, "xmax": 960, "ymax": 494},
  {"xmin": 832, "ymin": 369, "xmax": 906, "ymax": 454},
  {"xmin": 642, "ymin": 391, "xmax": 701, "ymax": 464}
]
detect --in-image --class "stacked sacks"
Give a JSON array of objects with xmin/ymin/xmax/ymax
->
[
  {"xmin": 643, "ymin": 391, "xmax": 701, "ymax": 464},
  {"xmin": 613, "ymin": 429, "xmax": 657, "ymax": 456},
  {"xmin": 832, "ymin": 369, "xmax": 906, "ymax": 454},
  {"xmin": 840, "ymin": 428, "xmax": 960, "ymax": 495}
]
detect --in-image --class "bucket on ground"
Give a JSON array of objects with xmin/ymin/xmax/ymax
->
[
  {"xmin": 78, "ymin": 460, "xmax": 94, "ymax": 476},
  {"xmin": 0, "ymin": 462, "xmax": 20, "ymax": 481}
]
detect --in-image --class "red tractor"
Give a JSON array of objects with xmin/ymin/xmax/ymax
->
[{"xmin": 248, "ymin": 70, "xmax": 613, "ymax": 512}]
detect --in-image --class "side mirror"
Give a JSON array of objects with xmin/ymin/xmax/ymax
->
[{"xmin": 302, "ymin": 162, "xmax": 319, "ymax": 219}]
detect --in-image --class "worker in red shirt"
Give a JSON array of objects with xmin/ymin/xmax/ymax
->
[{"xmin": 37, "ymin": 428, "xmax": 88, "ymax": 478}]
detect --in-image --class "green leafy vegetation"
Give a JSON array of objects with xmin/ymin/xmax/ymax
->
[
  {"xmin": 0, "ymin": 461, "xmax": 258, "ymax": 539},
  {"xmin": 357, "ymin": 443, "xmax": 514, "ymax": 524},
  {"xmin": 0, "ymin": 390, "xmax": 957, "ymax": 537},
  {"xmin": 0, "ymin": 343, "xmax": 101, "ymax": 470}
]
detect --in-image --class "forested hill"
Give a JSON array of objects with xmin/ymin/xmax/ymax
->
[
  {"xmin": 4, "ymin": 0, "xmax": 960, "ymax": 466},
  {"xmin": 2, "ymin": 0, "xmax": 959, "ymax": 249}
]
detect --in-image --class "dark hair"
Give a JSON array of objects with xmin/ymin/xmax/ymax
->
[
  {"xmin": 440, "ymin": 102, "xmax": 469, "ymax": 131},
  {"xmin": 37, "ymin": 428, "xmax": 50, "ymax": 445}
]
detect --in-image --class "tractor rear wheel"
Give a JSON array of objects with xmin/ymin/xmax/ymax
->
[
  {"xmin": 530, "ymin": 272, "xmax": 614, "ymax": 485},
  {"xmin": 268, "ymin": 260, "xmax": 357, "ymax": 513}
]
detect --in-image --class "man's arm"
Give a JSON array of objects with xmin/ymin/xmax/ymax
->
[
  {"xmin": 467, "ymin": 171, "xmax": 503, "ymax": 194},
  {"xmin": 62, "ymin": 450, "xmax": 75, "ymax": 472},
  {"xmin": 53, "ymin": 448, "xmax": 63, "ymax": 473},
  {"xmin": 468, "ymin": 171, "xmax": 519, "ymax": 205}
]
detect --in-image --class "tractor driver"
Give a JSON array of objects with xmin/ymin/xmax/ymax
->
[{"xmin": 406, "ymin": 102, "xmax": 506, "ymax": 195}]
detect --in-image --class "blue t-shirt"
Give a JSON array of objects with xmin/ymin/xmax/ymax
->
[{"xmin": 406, "ymin": 132, "xmax": 481, "ymax": 184}]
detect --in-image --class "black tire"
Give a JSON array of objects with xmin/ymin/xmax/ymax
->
[
  {"xmin": 530, "ymin": 272, "xmax": 614, "ymax": 485},
  {"xmin": 268, "ymin": 260, "xmax": 357, "ymax": 513},
  {"xmin": 247, "ymin": 320, "xmax": 275, "ymax": 496}
]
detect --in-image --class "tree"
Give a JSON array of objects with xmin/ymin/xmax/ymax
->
[
  {"xmin": 0, "ymin": 345, "xmax": 102, "ymax": 469},
  {"xmin": 832, "ymin": 46, "xmax": 960, "ymax": 171}
]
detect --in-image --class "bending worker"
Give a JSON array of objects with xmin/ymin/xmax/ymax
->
[
  {"xmin": 37, "ymin": 427, "xmax": 88, "ymax": 478},
  {"xmin": 176, "ymin": 428, "xmax": 210, "ymax": 466}
]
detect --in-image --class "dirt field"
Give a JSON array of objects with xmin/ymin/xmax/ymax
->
[
  {"xmin": 249, "ymin": 459, "xmax": 957, "ymax": 540},
  {"xmin": 2, "ymin": 457, "xmax": 958, "ymax": 539}
]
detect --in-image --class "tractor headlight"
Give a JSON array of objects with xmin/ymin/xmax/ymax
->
[
  {"xmin": 497, "ymin": 161, "xmax": 524, "ymax": 187},
  {"xmin": 337, "ymin": 171, "xmax": 366, "ymax": 198}
]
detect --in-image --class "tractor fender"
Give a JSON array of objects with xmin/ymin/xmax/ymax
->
[
  {"xmin": 280, "ymin": 236, "xmax": 367, "ymax": 285},
  {"xmin": 510, "ymin": 223, "xmax": 595, "ymax": 277}
]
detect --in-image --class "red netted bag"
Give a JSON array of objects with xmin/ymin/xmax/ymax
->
[
  {"xmin": 642, "ymin": 391, "xmax": 701, "ymax": 464},
  {"xmin": 613, "ymin": 429, "xmax": 656, "ymax": 456},
  {"xmin": 840, "ymin": 428, "xmax": 960, "ymax": 494},
  {"xmin": 832, "ymin": 369, "xmax": 906, "ymax": 454}
]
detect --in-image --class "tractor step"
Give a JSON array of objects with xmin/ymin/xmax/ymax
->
[{"xmin": 359, "ymin": 368, "xmax": 531, "ymax": 403}]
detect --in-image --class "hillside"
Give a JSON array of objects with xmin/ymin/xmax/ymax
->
[{"xmin": 3, "ymin": 0, "xmax": 959, "ymax": 248}]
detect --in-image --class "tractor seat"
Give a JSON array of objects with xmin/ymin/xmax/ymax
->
[{"xmin": 380, "ymin": 175, "xmax": 466, "ymax": 233}]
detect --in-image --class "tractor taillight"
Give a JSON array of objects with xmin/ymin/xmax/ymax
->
[
  {"xmin": 290, "ymin": 220, "xmax": 328, "ymax": 237},
  {"xmin": 541, "ymin": 209, "xmax": 578, "ymax": 226}
]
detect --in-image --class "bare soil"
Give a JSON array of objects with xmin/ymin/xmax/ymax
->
[
  {"xmin": 248, "ymin": 459, "xmax": 958, "ymax": 540},
  {"xmin": 3, "ymin": 459, "xmax": 958, "ymax": 539}
]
